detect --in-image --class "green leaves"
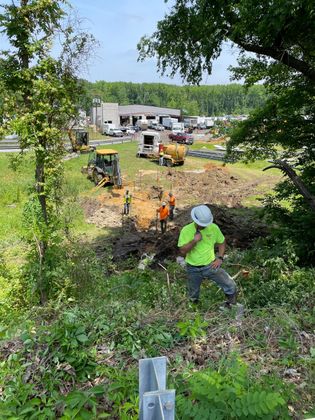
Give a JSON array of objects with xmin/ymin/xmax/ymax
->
[
  {"xmin": 177, "ymin": 356, "xmax": 288, "ymax": 419},
  {"xmin": 177, "ymin": 314, "xmax": 209, "ymax": 338}
]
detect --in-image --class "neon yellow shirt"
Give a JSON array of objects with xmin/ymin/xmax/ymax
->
[{"xmin": 178, "ymin": 222, "xmax": 225, "ymax": 266}]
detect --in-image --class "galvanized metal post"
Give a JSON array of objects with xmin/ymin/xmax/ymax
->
[
  {"xmin": 139, "ymin": 356, "xmax": 175, "ymax": 420},
  {"xmin": 143, "ymin": 390, "xmax": 175, "ymax": 420}
]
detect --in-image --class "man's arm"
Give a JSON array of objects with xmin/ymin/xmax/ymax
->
[
  {"xmin": 210, "ymin": 240, "xmax": 226, "ymax": 268},
  {"xmin": 217, "ymin": 240, "xmax": 226, "ymax": 258},
  {"xmin": 179, "ymin": 232, "xmax": 202, "ymax": 256}
]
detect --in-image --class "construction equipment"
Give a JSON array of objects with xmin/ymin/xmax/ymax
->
[
  {"xmin": 68, "ymin": 127, "xmax": 94, "ymax": 153},
  {"xmin": 137, "ymin": 131, "xmax": 187, "ymax": 167},
  {"xmin": 82, "ymin": 149, "xmax": 122, "ymax": 188}
]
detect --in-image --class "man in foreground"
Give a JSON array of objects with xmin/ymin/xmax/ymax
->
[{"xmin": 178, "ymin": 204, "xmax": 237, "ymax": 307}]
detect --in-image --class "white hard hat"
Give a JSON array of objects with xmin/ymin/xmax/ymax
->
[
  {"xmin": 191, "ymin": 205, "xmax": 213, "ymax": 227},
  {"xmin": 162, "ymin": 202, "xmax": 166, "ymax": 206}
]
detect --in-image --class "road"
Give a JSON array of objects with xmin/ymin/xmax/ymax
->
[
  {"xmin": 187, "ymin": 149, "xmax": 226, "ymax": 161},
  {"xmin": 0, "ymin": 137, "xmax": 230, "ymax": 162},
  {"xmin": 0, "ymin": 136, "xmax": 133, "ymax": 153}
]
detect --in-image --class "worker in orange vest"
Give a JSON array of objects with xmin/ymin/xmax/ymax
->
[
  {"xmin": 168, "ymin": 192, "xmax": 176, "ymax": 220},
  {"xmin": 156, "ymin": 202, "xmax": 169, "ymax": 234}
]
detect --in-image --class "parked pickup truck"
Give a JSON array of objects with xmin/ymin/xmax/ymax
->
[{"xmin": 169, "ymin": 131, "xmax": 194, "ymax": 145}]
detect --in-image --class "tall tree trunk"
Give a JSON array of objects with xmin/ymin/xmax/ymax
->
[{"xmin": 35, "ymin": 156, "xmax": 48, "ymax": 304}]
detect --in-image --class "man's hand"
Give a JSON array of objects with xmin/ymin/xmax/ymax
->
[
  {"xmin": 179, "ymin": 231, "xmax": 202, "ymax": 256},
  {"xmin": 210, "ymin": 258, "xmax": 223, "ymax": 269},
  {"xmin": 194, "ymin": 231, "xmax": 202, "ymax": 243}
]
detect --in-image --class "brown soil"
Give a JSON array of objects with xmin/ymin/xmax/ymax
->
[{"xmin": 81, "ymin": 163, "xmax": 267, "ymax": 262}]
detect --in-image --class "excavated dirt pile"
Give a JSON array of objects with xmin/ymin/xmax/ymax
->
[{"xmin": 81, "ymin": 163, "xmax": 267, "ymax": 263}]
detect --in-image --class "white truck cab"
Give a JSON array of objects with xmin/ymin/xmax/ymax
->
[{"xmin": 137, "ymin": 131, "xmax": 161, "ymax": 157}]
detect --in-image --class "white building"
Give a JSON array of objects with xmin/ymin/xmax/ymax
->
[{"xmin": 91, "ymin": 102, "xmax": 181, "ymax": 130}]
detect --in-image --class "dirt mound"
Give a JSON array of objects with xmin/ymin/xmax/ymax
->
[
  {"xmin": 163, "ymin": 166, "xmax": 254, "ymax": 208},
  {"xmin": 109, "ymin": 204, "xmax": 266, "ymax": 262}
]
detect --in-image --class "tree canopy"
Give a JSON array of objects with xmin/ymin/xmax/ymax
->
[
  {"xmin": 138, "ymin": 0, "xmax": 315, "ymax": 85},
  {"xmin": 82, "ymin": 80, "xmax": 266, "ymax": 116}
]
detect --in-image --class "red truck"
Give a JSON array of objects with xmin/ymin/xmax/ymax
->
[{"xmin": 169, "ymin": 131, "xmax": 194, "ymax": 145}]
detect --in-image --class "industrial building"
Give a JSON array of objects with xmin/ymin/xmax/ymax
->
[{"xmin": 91, "ymin": 102, "xmax": 181, "ymax": 130}]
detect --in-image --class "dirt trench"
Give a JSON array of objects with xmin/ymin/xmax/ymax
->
[{"xmin": 81, "ymin": 162, "xmax": 267, "ymax": 263}]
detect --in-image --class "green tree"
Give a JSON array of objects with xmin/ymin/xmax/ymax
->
[
  {"xmin": 0, "ymin": 0, "xmax": 95, "ymax": 302},
  {"xmin": 82, "ymin": 81, "xmax": 265, "ymax": 116},
  {"xmin": 138, "ymin": 0, "xmax": 315, "ymax": 85}
]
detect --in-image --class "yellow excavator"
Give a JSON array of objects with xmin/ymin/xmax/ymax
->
[
  {"xmin": 68, "ymin": 127, "xmax": 94, "ymax": 153},
  {"xmin": 82, "ymin": 149, "xmax": 122, "ymax": 188}
]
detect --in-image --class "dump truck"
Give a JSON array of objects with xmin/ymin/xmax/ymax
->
[
  {"xmin": 137, "ymin": 131, "xmax": 187, "ymax": 166},
  {"xmin": 82, "ymin": 149, "xmax": 122, "ymax": 188}
]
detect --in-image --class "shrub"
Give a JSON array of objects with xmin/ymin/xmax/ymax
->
[{"xmin": 177, "ymin": 355, "xmax": 289, "ymax": 419}]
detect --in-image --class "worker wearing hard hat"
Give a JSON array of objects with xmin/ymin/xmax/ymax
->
[
  {"xmin": 168, "ymin": 192, "xmax": 176, "ymax": 220},
  {"xmin": 156, "ymin": 202, "xmax": 169, "ymax": 234},
  {"xmin": 178, "ymin": 204, "xmax": 237, "ymax": 308},
  {"xmin": 123, "ymin": 190, "xmax": 132, "ymax": 215},
  {"xmin": 159, "ymin": 150, "xmax": 164, "ymax": 166}
]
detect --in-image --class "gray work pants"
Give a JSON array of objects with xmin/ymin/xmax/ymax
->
[{"xmin": 186, "ymin": 263, "xmax": 236, "ymax": 301}]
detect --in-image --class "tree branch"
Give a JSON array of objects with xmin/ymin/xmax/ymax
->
[
  {"xmin": 236, "ymin": 41, "xmax": 315, "ymax": 82},
  {"xmin": 263, "ymin": 160, "xmax": 315, "ymax": 213}
]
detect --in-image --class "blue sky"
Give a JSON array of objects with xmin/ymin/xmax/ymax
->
[{"xmin": 72, "ymin": 0, "xmax": 239, "ymax": 85}]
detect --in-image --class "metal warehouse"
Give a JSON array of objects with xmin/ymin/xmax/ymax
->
[{"xmin": 92, "ymin": 102, "xmax": 181, "ymax": 129}]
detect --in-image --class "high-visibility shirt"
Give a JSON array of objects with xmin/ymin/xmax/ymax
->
[
  {"xmin": 169, "ymin": 196, "xmax": 175, "ymax": 206},
  {"xmin": 124, "ymin": 194, "xmax": 132, "ymax": 204},
  {"xmin": 178, "ymin": 222, "xmax": 225, "ymax": 266},
  {"xmin": 157, "ymin": 206, "xmax": 169, "ymax": 220}
]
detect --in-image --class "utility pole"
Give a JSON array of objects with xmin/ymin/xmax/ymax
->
[{"xmin": 92, "ymin": 97, "xmax": 101, "ymax": 132}]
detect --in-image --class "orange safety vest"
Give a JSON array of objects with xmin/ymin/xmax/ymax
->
[
  {"xmin": 169, "ymin": 196, "xmax": 175, "ymax": 206},
  {"xmin": 158, "ymin": 206, "xmax": 169, "ymax": 220}
]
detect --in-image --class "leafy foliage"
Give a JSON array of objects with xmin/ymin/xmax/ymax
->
[
  {"xmin": 177, "ymin": 314, "xmax": 209, "ymax": 338},
  {"xmin": 83, "ymin": 80, "xmax": 266, "ymax": 115},
  {"xmin": 0, "ymin": 0, "xmax": 95, "ymax": 302},
  {"xmin": 177, "ymin": 356, "xmax": 288, "ymax": 419},
  {"xmin": 233, "ymin": 238, "xmax": 315, "ymax": 308},
  {"xmin": 138, "ymin": 0, "xmax": 315, "ymax": 85}
]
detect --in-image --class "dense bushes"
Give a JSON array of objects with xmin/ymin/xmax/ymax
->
[{"xmin": 230, "ymin": 238, "xmax": 315, "ymax": 309}]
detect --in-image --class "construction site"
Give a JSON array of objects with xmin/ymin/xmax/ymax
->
[{"xmin": 80, "ymin": 135, "xmax": 276, "ymax": 265}]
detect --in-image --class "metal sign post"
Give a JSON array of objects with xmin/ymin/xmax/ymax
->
[{"xmin": 139, "ymin": 356, "xmax": 175, "ymax": 420}]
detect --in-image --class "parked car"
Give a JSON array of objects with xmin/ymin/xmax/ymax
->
[
  {"xmin": 155, "ymin": 124, "xmax": 165, "ymax": 131},
  {"xmin": 127, "ymin": 125, "xmax": 140, "ymax": 132},
  {"xmin": 108, "ymin": 128, "xmax": 123, "ymax": 137},
  {"xmin": 126, "ymin": 127, "xmax": 136, "ymax": 135},
  {"xmin": 169, "ymin": 131, "xmax": 194, "ymax": 145},
  {"xmin": 118, "ymin": 126, "xmax": 127, "ymax": 133},
  {"xmin": 197, "ymin": 123, "xmax": 207, "ymax": 130}
]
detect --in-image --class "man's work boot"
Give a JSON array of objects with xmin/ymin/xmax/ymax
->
[
  {"xmin": 226, "ymin": 293, "xmax": 237, "ymax": 306},
  {"xmin": 219, "ymin": 293, "xmax": 237, "ymax": 311}
]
